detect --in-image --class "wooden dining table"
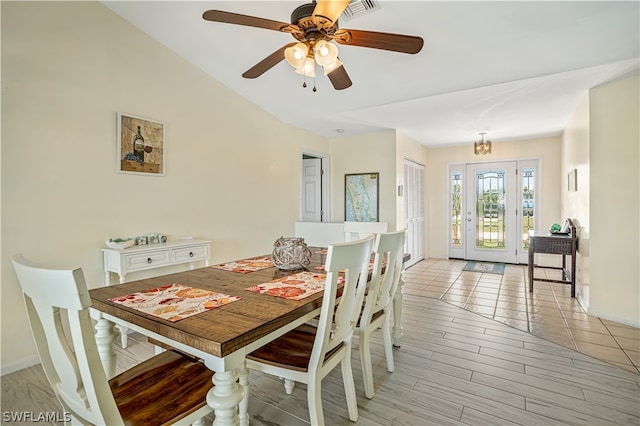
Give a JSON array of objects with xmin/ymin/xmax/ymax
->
[{"xmin": 89, "ymin": 248, "xmax": 408, "ymax": 426}]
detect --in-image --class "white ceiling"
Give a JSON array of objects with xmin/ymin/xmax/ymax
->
[{"xmin": 102, "ymin": 1, "xmax": 639, "ymax": 148}]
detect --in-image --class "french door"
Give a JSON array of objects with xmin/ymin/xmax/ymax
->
[
  {"xmin": 449, "ymin": 160, "xmax": 538, "ymax": 264},
  {"xmin": 465, "ymin": 162, "xmax": 517, "ymax": 263}
]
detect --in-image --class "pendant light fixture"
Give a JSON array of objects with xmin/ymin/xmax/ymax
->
[{"xmin": 474, "ymin": 132, "xmax": 492, "ymax": 155}]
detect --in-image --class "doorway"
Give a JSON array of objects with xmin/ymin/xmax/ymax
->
[
  {"xmin": 300, "ymin": 152, "xmax": 329, "ymax": 222},
  {"xmin": 449, "ymin": 159, "xmax": 539, "ymax": 264}
]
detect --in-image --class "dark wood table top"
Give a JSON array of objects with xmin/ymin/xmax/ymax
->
[{"xmin": 89, "ymin": 248, "xmax": 330, "ymax": 358}]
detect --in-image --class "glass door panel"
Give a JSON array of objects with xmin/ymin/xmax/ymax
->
[{"xmin": 465, "ymin": 162, "xmax": 517, "ymax": 263}]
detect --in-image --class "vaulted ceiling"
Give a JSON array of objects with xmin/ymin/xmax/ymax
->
[{"xmin": 103, "ymin": 1, "xmax": 639, "ymax": 147}]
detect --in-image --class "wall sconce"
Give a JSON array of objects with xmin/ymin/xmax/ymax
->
[{"xmin": 474, "ymin": 132, "xmax": 492, "ymax": 155}]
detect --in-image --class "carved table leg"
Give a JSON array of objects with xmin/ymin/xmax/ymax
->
[
  {"xmin": 94, "ymin": 316, "xmax": 117, "ymax": 378},
  {"xmin": 206, "ymin": 369, "xmax": 244, "ymax": 426},
  {"xmin": 237, "ymin": 365, "xmax": 250, "ymax": 426}
]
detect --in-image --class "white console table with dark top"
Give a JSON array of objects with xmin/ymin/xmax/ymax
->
[{"xmin": 102, "ymin": 239, "xmax": 211, "ymax": 347}]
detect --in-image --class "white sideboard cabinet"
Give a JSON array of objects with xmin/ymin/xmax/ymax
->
[
  {"xmin": 102, "ymin": 239, "xmax": 211, "ymax": 284},
  {"xmin": 101, "ymin": 239, "xmax": 211, "ymax": 347}
]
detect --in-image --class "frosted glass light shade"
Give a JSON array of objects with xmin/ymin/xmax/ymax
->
[
  {"xmin": 322, "ymin": 58, "xmax": 343, "ymax": 75},
  {"xmin": 285, "ymin": 43, "xmax": 309, "ymax": 69},
  {"xmin": 295, "ymin": 57, "xmax": 316, "ymax": 77},
  {"xmin": 313, "ymin": 40, "xmax": 339, "ymax": 66}
]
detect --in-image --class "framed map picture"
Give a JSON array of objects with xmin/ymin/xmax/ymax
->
[{"xmin": 345, "ymin": 172, "xmax": 379, "ymax": 222}]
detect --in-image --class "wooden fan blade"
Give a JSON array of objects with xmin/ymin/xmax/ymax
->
[
  {"xmin": 327, "ymin": 64, "xmax": 352, "ymax": 90},
  {"xmin": 312, "ymin": 0, "xmax": 350, "ymax": 24},
  {"xmin": 242, "ymin": 43, "xmax": 296, "ymax": 79},
  {"xmin": 335, "ymin": 29, "xmax": 424, "ymax": 54},
  {"xmin": 203, "ymin": 10, "xmax": 290, "ymax": 32}
]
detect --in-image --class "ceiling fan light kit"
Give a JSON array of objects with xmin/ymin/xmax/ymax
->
[
  {"xmin": 323, "ymin": 58, "xmax": 343, "ymax": 75},
  {"xmin": 295, "ymin": 57, "xmax": 317, "ymax": 78},
  {"xmin": 202, "ymin": 0, "xmax": 423, "ymax": 91},
  {"xmin": 313, "ymin": 40, "xmax": 339, "ymax": 66},
  {"xmin": 284, "ymin": 42, "xmax": 309, "ymax": 69}
]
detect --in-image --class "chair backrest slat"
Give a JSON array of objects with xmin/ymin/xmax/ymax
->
[
  {"xmin": 309, "ymin": 236, "xmax": 374, "ymax": 370},
  {"xmin": 362, "ymin": 229, "xmax": 407, "ymax": 324}
]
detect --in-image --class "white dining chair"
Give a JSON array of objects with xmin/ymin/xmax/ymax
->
[
  {"xmin": 245, "ymin": 235, "xmax": 375, "ymax": 426},
  {"xmin": 11, "ymin": 254, "xmax": 214, "ymax": 426},
  {"xmin": 357, "ymin": 229, "xmax": 406, "ymax": 399},
  {"xmin": 343, "ymin": 221, "xmax": 388, "ymax": 242},
  {"xmin": 294, "ymin": 221, "xmax": 345, "ymax": 247}
]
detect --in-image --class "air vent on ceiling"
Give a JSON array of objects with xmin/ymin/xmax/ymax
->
[{"xmin": 341, "ymin": 0, "xmax": 381, "ymax": 21}]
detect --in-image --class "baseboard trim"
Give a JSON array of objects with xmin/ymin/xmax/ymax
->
[
  {"xmin": 1, "ymin": 355, "xmax": 41, "ymax": 376},
  {"xmin": 587, "ymin": 309, "xmax": 640, "ymax": 329}
]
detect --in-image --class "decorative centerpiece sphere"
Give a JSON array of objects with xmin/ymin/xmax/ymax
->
[{"xmin": 272, "ymin": 237, "xmax": 311, "ymax": 271}]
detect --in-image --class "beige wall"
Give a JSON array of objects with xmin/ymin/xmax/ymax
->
[
  {"xmin": 3, "ymin": 1, "xmax": 638, "ymax": 375},
  {"xmin": 425, "ymin": 138, "xmax": 562, "ymax": 259},
  {"xmin": 329, "ymin": 130, "xmax": 398, "ymax": 229},
  {"xmin": 589, "ymin": 75, "xmax": 639, "ymax": 326},
  {"xmin": 561, "ymin": 95, "xmax": 591, "ymax": 307},
  {"xmin": 1, "ymin": 1, "xmax": 329, "ymax": 372}
]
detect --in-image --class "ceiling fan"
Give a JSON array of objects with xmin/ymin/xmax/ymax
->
[{"xmin": 202, "ymin": 0, "xmax": 424, "ymax": 90}]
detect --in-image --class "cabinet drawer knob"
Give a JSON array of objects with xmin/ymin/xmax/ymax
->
[
  {"xmin": 189, "ymin": 252, "xmax": 194, "ymax": 257},
  {"xmin": 147, "ymin": 258, "xmax": 152, "ymax": 264}
]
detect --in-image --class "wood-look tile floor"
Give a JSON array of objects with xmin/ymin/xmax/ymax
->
[
  {"xmin": 2, "ymin": 259, "xmax": 639, "ymax": 425},
  {"xmin": 404, "ymin": 259, "xmax": 640, "ymax": 375}
]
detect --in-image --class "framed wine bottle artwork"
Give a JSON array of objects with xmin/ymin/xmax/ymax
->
[{"xmin": 117, "ymin": 112, "xmax": 165, "ymax": 176}]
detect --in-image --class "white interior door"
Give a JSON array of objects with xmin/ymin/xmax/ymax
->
[
  {"xmin": 465, "ymin": 162, "xmax": 517, "ymax": 263},
  {"xmin": 404, "ymin": 160, "xmax": 425, "ymax": 268},
  {"xmin": 301, "ymin": 157, "xmax": 322, "ymax": 222}
]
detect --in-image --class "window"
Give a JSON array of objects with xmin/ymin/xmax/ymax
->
[
  {"xmin": 451, "ymin": 171, "xmax": 462, "ymax": 247},
  {"xmin": 522, "ymin": 167, "xmax": 535, "ymax": 250}
]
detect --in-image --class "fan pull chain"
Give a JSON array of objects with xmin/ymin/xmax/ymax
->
[{"xmin": 299, "ymin": 70, "xmax": 316, "ymax": 92}]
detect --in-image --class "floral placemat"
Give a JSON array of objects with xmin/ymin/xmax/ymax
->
[
  {"xmin": 109, "ymin": 283, "xmax": 241, "ymax": 322},
  {"xmin": 245, "ymin": 271, "xmax": 332, "ymax": 300},
  {"xmin": 212, "ymin": 255, "xmax": 274, "ymax": 273}
]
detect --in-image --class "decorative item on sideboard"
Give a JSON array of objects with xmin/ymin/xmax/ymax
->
[
  {"xmin": 108, "ymin": 233, "xmax": 169, "ymax": 248},
  {"xmin": 105, "ymin": 238, "xmax": 135, "ymax": 249}
]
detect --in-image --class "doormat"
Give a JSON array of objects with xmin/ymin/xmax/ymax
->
[{"xmin": 463, "ymin": 261, "xmax": 505, "ymax": 275}]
